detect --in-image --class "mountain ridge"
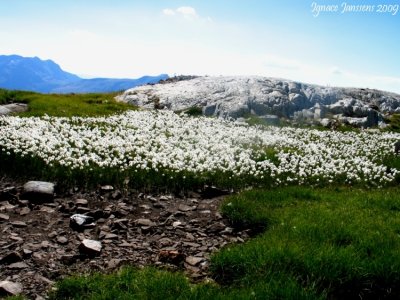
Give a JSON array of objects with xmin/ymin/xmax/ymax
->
[{"xmin": 0, "ymin": 55, "xmax": 168, "ymax": 93}]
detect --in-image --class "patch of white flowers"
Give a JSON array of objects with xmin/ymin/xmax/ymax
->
[{"xmin": 0, "ymin": 110, "xmax": 399, "ymax": 186}]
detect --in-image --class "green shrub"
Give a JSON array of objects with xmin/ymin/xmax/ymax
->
[{"xmin": 184, "ymin": 106, "xmax": 203, "ymax": 117}]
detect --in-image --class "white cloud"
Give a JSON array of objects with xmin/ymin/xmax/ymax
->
[
  {"xmin": 162, "ymin": 6, "xmax": 199, "ymax": 20},
  {"xmin": 176, "ymin": 6, "xmax": 197, "ymax": 18},
  {"xmin": 162, "ymin": 8, "xmax": 175, "ymax": 16}
]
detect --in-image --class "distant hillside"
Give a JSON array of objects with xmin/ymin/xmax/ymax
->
[{"xmin": 0, "ymin": 55, "xmax": 168, "ymax": 93}]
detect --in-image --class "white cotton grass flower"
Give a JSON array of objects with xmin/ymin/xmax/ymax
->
[{"xmin": 0, "ymin": 110, "xmax": 399, "ymax": 187}]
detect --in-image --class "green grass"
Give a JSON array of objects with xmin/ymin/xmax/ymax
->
[
  {"xmin": 50, "ymin": 266, "xmax": 320, "ymax": 300},
  {"xmin": 384, "ymin": 114, "xmax": 400, "ymax": 132},
  {"xmin": 0, "ymin": 88, "xmax": 135, "ymax": 117},
  {"xmin": 0, "ymin": 89, "xmax": 34, "ymax": 105},
  {"xmin": 214, "ymin": 186, "xmax": 400, "ymax": 299}
]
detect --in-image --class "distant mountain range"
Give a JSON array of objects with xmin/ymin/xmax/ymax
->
[{"xmin": 0, "ymin": 55, "xmax": 168, "ymax": 93}]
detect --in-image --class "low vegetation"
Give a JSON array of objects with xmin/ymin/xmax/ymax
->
[
  {"xmin": 384, "ymin": 113, "xmax": 400, "ymax": 132},
  {"xmin": 0, "ymin": 88, "xmax": 134, "ymax": 117},
  {"xmin": 1, "ymin": 110, "xmax": 399, "ymax": 191},
  {"xmin": 215, "ymin": 187, "xmax": 400, "ymax": 298}
]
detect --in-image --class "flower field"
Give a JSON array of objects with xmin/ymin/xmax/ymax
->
[{"xmin": 0, "ymin": 110, "xmax": 399, "ymax": 189}]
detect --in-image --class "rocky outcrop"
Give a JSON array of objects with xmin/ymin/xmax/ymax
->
[{"xmin": 117, "ymin": 76, "xmax": 400, "ymax": 128}]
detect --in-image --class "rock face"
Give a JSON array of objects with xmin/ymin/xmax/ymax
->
[{"xmin": 118, "ymin": 76, "xmax": 400, "ymax": 128}]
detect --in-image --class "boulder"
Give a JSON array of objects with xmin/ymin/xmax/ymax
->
[{"xmin": 22, "ymin": 181, "xmax": 54, "ymax": 203}]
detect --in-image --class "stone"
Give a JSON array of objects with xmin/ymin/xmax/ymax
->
[
  {"xmin": 107, "ymin": 258, "xmax": 122, "ymax": 269},
  {"xmin": 11, "ymin": 221, "xmax": 27, "ymax": 228},
  {"xmin": 40, "ymin": 206, "xmax": 55, "ymax": 213},
  {"xmin": 158, "ymin": 250, "xmax": 184, "ymax": 265},
  {"xmin": 22, "ymin": 249, "xmax": 33, "ymax": 257},
  {"xmin": 19, "ymin": 207, "xmax": 31, "ymax": 216},
  {"xmin": 70, "ymin": 214, "xmax": 96, "ymax": 231},
  {"xmin": 0, "ymin": 213, "xmax": 9, "ymax": 221},
  {"xmin": 60, "ymin": 254, "xmax": 76, "ymax": 265},
  {"xmin": 185, "ymin": 256, "xmax": 204, "ymax": 266},
  {"xmin": 172, "ymin": 221, "xmax": 183, "ymax": 228},
  {"xmin": 100, "ymin": 185, "xmax": 114, "ymax": 192},
  {"xmin": 135, "ymin": 218, "xmax": 155, "ymax": 227},
  {"xmin": 104, "ymin": 233, "xmax": 119, "ymax": 240},
  {"xmin": 207, "ymin": 222, "xmax": 226, "ymax": 233},
  {"xmin": 22, "ymin": 181, "xmax": 54, "ymax": 203},
  {"xmin": 0, "ymin": 186, "xmax": 16, "ymax": 201},
  {"xmin": 178, "ymin": 204, "xmax": 195, "ymax": 212},
  {"xmin": 57, "ymin": 236, "xmax": 69, "ymax": 245},
  {"xmin": 79, "ymin": 239, "xmax": 102, "ymax": 256},
  {"xmin": 153, "ymin": 202, "xmax": 166, "ymax": 209},
  {"xmin": 111, "ymin": 190, "xmax": 122, "ymax": 200},
  {"xmin": 203, "ymin": 104, "xmax": 217, "ymax": 116},
  {"xmin": 0, "ymin": 280, "xmax": 23, "ymax": 296},
  {"xmin": 0, "ymin": 201, "xmax": 16, "ymax": 211},
  {"xmin": 75, "ymin": 199, "xmax": 88, "ymax": 206},
  {"xmin": 0, "ymin": 251, "xmax": 23, "ymax": 265},
  {"xmin": 8, "ymin": 262, "xmax": 29, "ymax": 269},
  {"xmin": 319, "ymin": 118, "xmax": 331, "ymax": 127}
]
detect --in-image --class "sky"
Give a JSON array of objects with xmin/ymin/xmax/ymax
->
[{"xmin": 0, "ymin": 0, "xmax": 399, "ymax": 93}]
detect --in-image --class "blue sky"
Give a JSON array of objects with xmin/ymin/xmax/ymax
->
[{"xmin": 1, "ymin": 0, "xmax": 399, "ymax": 93}]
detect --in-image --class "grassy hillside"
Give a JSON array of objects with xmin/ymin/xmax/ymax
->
[{"xmin": 0, "ymin": 88, "xmax": 135, "ymax": 117}]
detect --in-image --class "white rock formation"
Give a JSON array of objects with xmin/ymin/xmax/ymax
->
[{"xmin": 118, "ymin": 76, "xmax": 400, "ymax": 127}]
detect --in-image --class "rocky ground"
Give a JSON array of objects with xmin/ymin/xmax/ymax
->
[{"xmin": 0, "ymin": 177, "xmax": 249, "ymax": 299}]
